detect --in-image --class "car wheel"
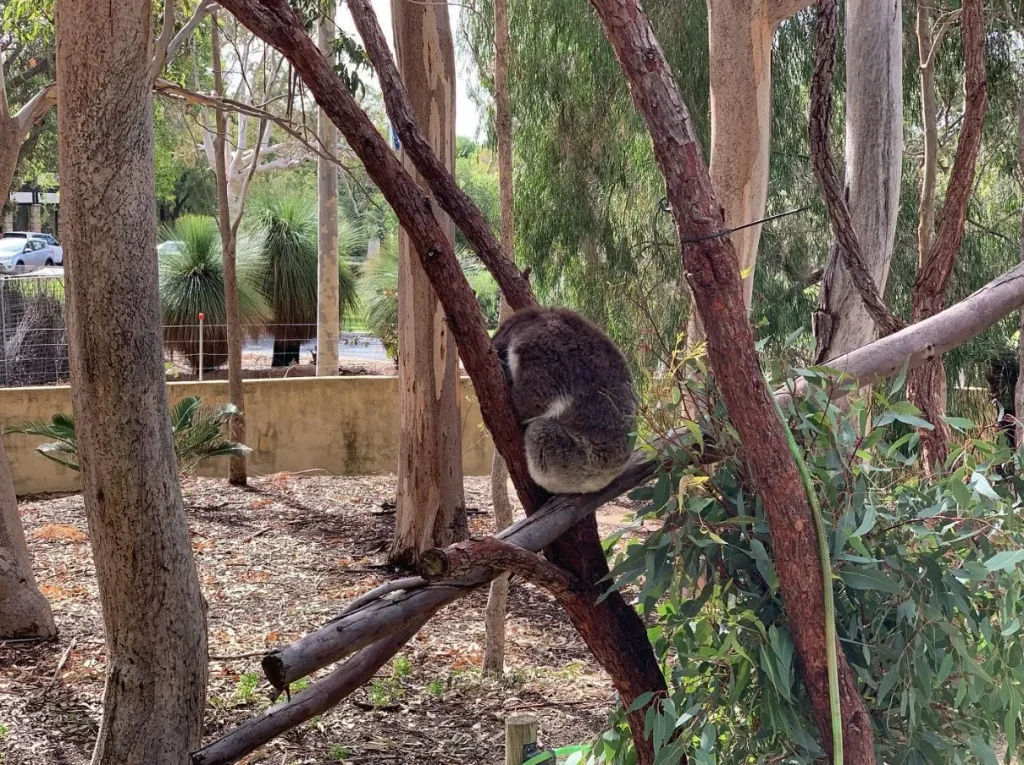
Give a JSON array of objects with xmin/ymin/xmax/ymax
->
[
  {"xmin": 15, "ymin": 261, "xmax": 24, "ymax": 266},
  {"xmin": 45, "ymin": 258, "xmax": 54, "ymax": 266}
]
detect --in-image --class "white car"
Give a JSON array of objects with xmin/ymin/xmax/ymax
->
[
  {"xmin": 1, "ymin": 232, "xmax": 63, "ymax": 265},
  {"xmin": 0, "ymin": 236, "xmax": 62, "ymax": 269}
]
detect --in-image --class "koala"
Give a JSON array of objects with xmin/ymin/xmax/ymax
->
[{"xmin": 492, "ymin": 306, "xmax": 636, "ymax": 495}]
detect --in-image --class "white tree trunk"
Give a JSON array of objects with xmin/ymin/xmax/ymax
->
[
  {"xmin": 1015, "ymin": 93, "xmax": 1024, "ymax": 448},
  {"xmin": 317, "ymin": 3, "xmax": 341, "ymax": 376},
  {"xmin": 0, "ymin": 437, "xmax": 56, "ymax": 639},
  {"xmin": 212, "ymin": 13, "xmax": 249, "ymax": 486},
  {"xmin": 813, "ymin": 0, "xmax": 903, "ymax": 361},
  {"xmin": 390, "ymin": 0, "xmax": 467, "ymax": 566},
  {"xmin": 55, "ymin": 0, "xmax": 208, "ymax": 760}
]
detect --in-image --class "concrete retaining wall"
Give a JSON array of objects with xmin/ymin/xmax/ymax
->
[{"xmin": 0, "ymin": 376, "xmax": 495, "ymax": 496}]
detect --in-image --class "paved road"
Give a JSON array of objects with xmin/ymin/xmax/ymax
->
[{"xmin": 242, "ymin": 332, "xmax": 388, "ymax": 361}]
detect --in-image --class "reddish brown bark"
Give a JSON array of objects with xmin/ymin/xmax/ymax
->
[
  {"xmin": 584, "ymin": 0, "xmax": 874, "ymax": 759},
  {"xmin": 213, "ymin": 1, "xmax": 665, "ymax": 760},
  {"xmin": 907, "ymin": 0, "xmax": 986, "ymax": 472},
  {"xmin": 346, "ymin": 0, "xmax": 534, "ymax": 312}
]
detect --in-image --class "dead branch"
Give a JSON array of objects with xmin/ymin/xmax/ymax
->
[
  {"xmin": 259, "ymin": 454, "xmax": 657, "ymax": 690},
  {"xmin": 346, "ymin": 0, "xmax": 535, "ymax": 311},
  {"xmin": 810, "ymin": 0, "xmax": 905, "ymax": 338},
  {"xmin": 190, "ymin": 621, "xmax": 424, "ymax": 765},
  {"xmin": 419, "ymin": 537, "xmax": 580, "ymax": 593}
]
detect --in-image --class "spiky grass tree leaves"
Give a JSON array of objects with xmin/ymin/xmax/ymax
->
[
  {"xmin": 243, "ymin": 194, "xmax": 359, "ymax": 366},
  {"xmin": 357, "ymin": 236, "xmax": 498, "ymax": 358},
  {"xmin": 7, "ymin": 396, "xmax": 250, "ymax": 474},
  {"xmin": 158, "ymin": 214, "xmax": 271, "ymax": 371}
]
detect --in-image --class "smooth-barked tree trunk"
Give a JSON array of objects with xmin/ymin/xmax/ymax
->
[
  {"xmin": 55, "ymin": 0, "xmax": 208, "ymax": 760},
  {"xmin": 317, "ymin": 1, "xmax": 341, "ymax": 377},
  {"xmin": 813, "ymin": 0, "xmax": 903, "ymax": 361}
]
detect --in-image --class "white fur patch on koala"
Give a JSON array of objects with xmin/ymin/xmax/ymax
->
[
  {"xmin": 506, "ymin": 339, "xmax": 521, "ymax": 383},
  {"xmin": 542, "ymin": 394, "xmax": 573, "ymax": 420}
]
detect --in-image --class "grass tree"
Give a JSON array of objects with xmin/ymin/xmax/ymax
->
[
  {"xmin": 244, "ymin": 194, "xmax": 359, "ymax": 367},
  {"xmin": 158, "ymin": 214, "xmax": 270, "ymax": 372},
  {"xmin": 358, "ymin": 237, "xmax": 499, "ymax": 359}
]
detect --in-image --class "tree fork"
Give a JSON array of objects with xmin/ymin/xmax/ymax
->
[
  {"xmin": 194, "ymin": 252, "xmax": 1024, "ymax": 762},
  {"xmin": 212, "ymin": 1, "xmax": 667, "ymax": 759}
]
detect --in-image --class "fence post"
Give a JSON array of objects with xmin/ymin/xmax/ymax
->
[
  {"xmin": 505, "ymin": 715, "xmax": 539, "ymax": 765},
  {"xmin": 197, "ymin": 312, "xmax": 205, "ymax": 381}
]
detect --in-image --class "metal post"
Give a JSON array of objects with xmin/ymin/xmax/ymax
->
[{"xmin": 198, "ymin": 312, "xmax": 205, "ymax": 381}]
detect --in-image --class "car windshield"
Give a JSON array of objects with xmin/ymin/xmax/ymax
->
[{"xmin": 0, "ymin": 239, "xmax": 26, "ymax": 254}]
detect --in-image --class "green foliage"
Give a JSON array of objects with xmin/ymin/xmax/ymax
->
[
  {"xmin": 7, "ymin": 396, "xmax": 250, "ymax": 474},
  {"xmin": 234, "ymin": 672, "xmax": 261, "ymax": 703},
  {"xmin": 584, "ymin": 356, "xmax": 1024, "ymax": 763},
  {"xmin": 158, "ymin": 214, "xmax": 270, "ymax": 371},
  {"xmin": 243, "ymin": 193, "xmax": 360, "ymax": 344},
  {"xmin": 357, "ymin": 235, "xmax": 499, "ymax": 358}
]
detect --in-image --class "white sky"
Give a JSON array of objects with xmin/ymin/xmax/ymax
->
[{"xmin": 337, "ymin": 0, "xmax": 482, "ymax": 139}]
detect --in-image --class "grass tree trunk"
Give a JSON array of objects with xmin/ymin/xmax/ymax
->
[
  {"xmin": 54, "ymin": 0, "xmax": 208, "ymax": 759},
  {"xmin": 907, "ymin": 0, "xmax": 986, "ymax": 473},
  {"xmin": 212, "ymin": 12, "xmax": 248, "ymax": 486},
  {"xmin": 483, "ymin": 0, "xmax": 516, "ymax": 676},
  {"xmin": 389, "ymin": 0, "xmax": 467, "ymax": 567},
  {"xmin": 0, "ymin": 438, "xmax": 56, "ymax": 639},
  {"xmin": 316, "ymin": 1, "xmax": 341, "ymax": 377},
  {"xmin": 813, "ymin": 0, "xmax": 902, "ymax": 362}
]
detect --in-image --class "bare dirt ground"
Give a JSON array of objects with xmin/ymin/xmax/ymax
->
[{"xmin": 0, "ymin": 474, "xmax": 647, "ymax": 764}]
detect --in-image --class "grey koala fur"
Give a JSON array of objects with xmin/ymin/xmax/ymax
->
[{"xmin": 492, "ymin": 306, "xmax": 636, "ymax": 494}]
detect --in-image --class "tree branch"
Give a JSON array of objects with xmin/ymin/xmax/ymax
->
[
  {"xmin": 346, "ymin": 0, "xmax": 536, "ymax": 311},
  {"xmin": 419, "ymin": 536, "xmax": 581, "ymax": 592},
  {"xmin": 911, "ymin": 0, "xmax": 987, "ymax": 322},
  {"xmin": 769, "ymin": 0, "xmax": 814, "ymax": 27},
  {"xmin": 13, "ymin": 83, "xmax": 58, "ymax": 142},
  {"xmin": 810, "ymin": 0, "xmax": 905, "ymax": 337},
  {"xmin": 193, "ymin": 255, "xmax": 1024, "ymax": 763},
  {"xmin": 152, "ymin": 0, "xmax": 218, "ymax": 81}
]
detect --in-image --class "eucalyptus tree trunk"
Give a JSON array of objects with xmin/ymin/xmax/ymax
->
[
  {"xmin": 316, "ymin": 1, "xmax": 341, "ymax": 377},
  {"xmin": 54, "ymin": 0, "xmax": 208, "ymax": 759},
  {"xmin": 0, "ymin": 60, "xmax": 57, "ymax": 206},
  {"xmin": 389, "ymin": 0, "xmax": 467, "ymax": 566},
  {"xmin": 0, "ymin": 437, "xmax": 56, "ymax": 639},
  {"xmin": 687, "ymin": 0, "xmax": 811, "ymax": 343},
  {"xmin": 813, "ymin": 0, "xmax": 902, "ymax": 362},
  {"xmin": 212, "ymin": 12, "xmax": 248, "ymax": 486},
  {"xmin": 907, "ymin": 0, "xmax": 986, "ymax": 473}
]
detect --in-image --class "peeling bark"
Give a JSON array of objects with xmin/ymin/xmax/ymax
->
[{"xmin": 389, "ymin": 0, "xmax": 467, "ymax": 565}]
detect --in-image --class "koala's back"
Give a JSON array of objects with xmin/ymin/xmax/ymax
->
[
  {"xmin": 493, "ymin": 307, "xmax": 634, "ymax": 418},
  {"xmin": 492, "ymin": 306, "xmax": 636, "ymax": 494}
]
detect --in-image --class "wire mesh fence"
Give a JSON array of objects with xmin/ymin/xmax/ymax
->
[{"xmin": 0, "ymin": 269, "xmax": 388, "ymax": 388}]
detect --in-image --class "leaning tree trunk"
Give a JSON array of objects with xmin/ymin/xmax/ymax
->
[
  {"xmin": 212, "ymin": 12, "xmax": 249, "ymax": 486},
  {"xmin": 316, "ymin": 0, "xmax": 341, "ymax": 377},
  {"xmin": 54, "ymin": 0, "xmax": 208, "ymax": 760},
  {"xmin": 390, "ymin": 0, "xmax": 467, "ymax": 566},
  {"xmin": 482, "ymin": 0, "xmax": 516, "ymax": 678},
  {"xmin": 813, "ymin": 0, "xmax": 902, "ymax": 361},
  {"xmin": 907, "ymin": 0, "xmax": 986, "ymax": 473},
  {"xmin": 0, "ymin": 437, "xmax": 56, "ymax": 639},
  {"xmin": 585, "ymin": 0, "xmax": 875, "ymax": 756}
]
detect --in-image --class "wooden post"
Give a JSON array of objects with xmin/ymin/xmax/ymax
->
[{"xmin": 505, "ymin": 715, "xmax": 538, "ymax": 765}]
